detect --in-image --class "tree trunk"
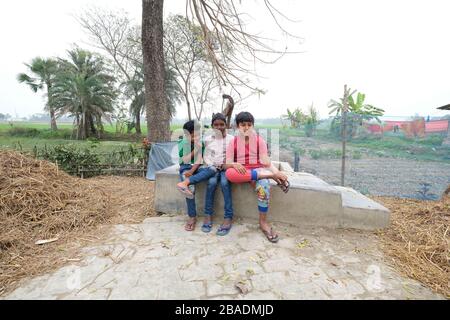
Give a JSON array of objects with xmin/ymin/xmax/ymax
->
[
  {"xmin": 341, "ymin": 85, "xmax": 349, "ymax": 187},
  {"xmin": 46, "ymin": 85, "xmax": 58, "ymax": 131},
  {"xmin": 184, "ymin": 84, "xmax": 192, "ymax": 121},
  {"xmin": 142, "ymin": 0, "xmax": 171, "ymax": 142},
  {"xmin": 135, "ymin": 112, "xmax": 142, "ymax": 135},
  {"xmin": 49, "ymin": 107, "xmax": 58, "ymax": 131}
]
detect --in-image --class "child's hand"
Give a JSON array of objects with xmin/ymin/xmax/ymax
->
[
  {"xmin": 185, "ymin": 170, "xmax": 194, "ymax": 178},
  {"xmin": 232, "ymin": 163, "xmax": 247, "ymax": 175}
]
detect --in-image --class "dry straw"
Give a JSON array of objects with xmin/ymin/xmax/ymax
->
[
  {"xmin": 375, "ymin": 195, "xmax": 450, "ymax": 298},
  {"xmin": 0, "ymin": 150, "xmax": 112, "ymax": 295}
]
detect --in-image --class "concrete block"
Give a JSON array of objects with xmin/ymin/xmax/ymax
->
[
  {"xmin": 336, "ymin": 187, "xmax": 390, "ymax": 230},
  {"xmin": 154, "ymin": 164, "xmax": 390, "ymax": 230}
]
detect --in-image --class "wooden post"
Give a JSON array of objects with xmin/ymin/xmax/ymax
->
[
  {"xmin": 294, "ymin": 151, "xmax": 300, "ymax": 172},
  {"xmin": 341, "ymin": 85, "xmax": 349, "ymax": 187}
]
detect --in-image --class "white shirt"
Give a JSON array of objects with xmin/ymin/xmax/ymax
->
[{"xmin": 203, "ymin": 133, "xmax": 234, "ymax": 166}]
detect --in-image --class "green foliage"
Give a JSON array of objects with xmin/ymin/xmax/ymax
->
[
  {"xmin": 328, "ymin": 89, "xmax": 385, "ymax": 140},
  {"xmin": 8, "ymin": 127, "xmax": 41, "ymax": 137},
  {"xmin": 37, "ymin": 143, "xmax": 101, "ymax": 176},
  {"xmin": 51, "ymin": 48, "xmax": 117, "ymax": 140},
  {"xmin": 352, "ymin": 150, "xmax": 363, "ymax": 159},
  {"xmin": 283, "ymin": 105, "xmax": 319, "ymax": 137},
  {"xmin": 414, "ymin": 134, "xmax": 444, "ymax": 146},
  {"xmin": 309, "ymin": 149, "xmax": 342, "ymax": 160}
]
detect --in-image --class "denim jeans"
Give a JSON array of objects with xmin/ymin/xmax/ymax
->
[
  {"xmin": 204, "ymin": 170, "xmax": 234, "ymax": 220},
  {"xmin": 179, "ymin": 164, "xmax": 218, "ymax": 218}
]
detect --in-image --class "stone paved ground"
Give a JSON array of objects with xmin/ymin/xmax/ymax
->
[{"xmin": 2, "ymin": 216, "xmax": 444, "ymax": 300}]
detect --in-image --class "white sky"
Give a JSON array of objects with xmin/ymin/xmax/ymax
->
[{"xmin": 1, "ymin": 0, "xmax": 449, "ymax": 120}]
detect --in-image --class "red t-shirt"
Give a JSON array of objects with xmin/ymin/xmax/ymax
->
[{"xmin": 226, "ymin": 134, "xmax": 269, "ymax": 169}]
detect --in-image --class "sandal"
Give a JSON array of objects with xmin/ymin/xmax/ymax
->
[
  {"xmin": 216, "ymin": 224, "xmax": 232, "ymax": 236},
  {"xmin": 177, "ymin": 184, "xmax": 195, "ymax": 199},
  {"xmin": 277, "ymin": 179, "xmax": 290, "ymax": 194},
  {"xmin": 185, "ymin": 218, "xmax": 196, "ymax": 231},
  {"xmin": 201, "ymin": 222, "xmax": 213, "ymax": 233},
  {"xmin": 262, "ymin": 227, "xmax": 279, "ymax": 243}
]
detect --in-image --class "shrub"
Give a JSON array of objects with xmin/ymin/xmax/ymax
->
[
  {"xmin": 352, "ymin": 150, "xmax": 363, "ymax": 159},
  {"xmin": 37, "ymin": 144, "xmax": 101, "ymax": 176},
  {"xmin": 309, "ymin": 149, "xmax": 342, "ymax": 160},
  {"xmin": 8, "ymin": 127, "xmax": 40, "ymax": 137}
]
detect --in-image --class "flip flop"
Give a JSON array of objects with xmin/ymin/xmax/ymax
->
[
  {"xmin": 262, "ymin": 227, "xmax": 279, "ymax": 243},
  {"xmin": 216, "ymin": 224, "xmax": 232, "ymax": 236},
  {"xmin": 177, "ymin": 185, "xmax": 195, "ymax": 199},
  {"xmin": 185, "ymin": 219, "xmax": 196, "ymax": 231},
  {"xmin": 277, "ymin": 179, "xmax": 290, "ymax": 194},
  {"xmin": 201, "ymin": 222, "xmax": 213, "ymax": 233}
]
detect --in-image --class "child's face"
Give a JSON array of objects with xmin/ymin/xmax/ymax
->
[
  {"xmin": 212, "ymin": 119, "xmax": 226, "ymax": 135},
  {"xmin": 238, "ymin": 121, "xmax": 254, "ymax": 136}
]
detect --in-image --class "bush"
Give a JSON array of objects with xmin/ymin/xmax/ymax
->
[
  {"xmin": 37, "ymin": 144, "xmax": 101, "ymax": 176},
  {"xmin": 8, "ymin": 127, "xmax": 40, "ymax": 137},
  {"xmin": 309, "ymin": 149, "xmax": 342, "ymax": 160},
  {"xmin": 7, "ymin": 127, "xmax": 73, "ymax": 140},
  {"xmin": 415, "ymin": 135, "xmax": 445, "ymax": 146},
  {"xmin": 38, "ymin": 129, "xmax": 73, "ymax": 140},
  {"xmin": 352, "ymin": 150, "xmax": 363, "ymax": 159}
]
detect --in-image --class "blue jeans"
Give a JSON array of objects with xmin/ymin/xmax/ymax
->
[
  {"xmin": 204, "ymin": 171, "xmax": 234, "ymax": 220},
  {"xmin": 179, "ymin": 164, "xmax": 217, "ymax": 218}
]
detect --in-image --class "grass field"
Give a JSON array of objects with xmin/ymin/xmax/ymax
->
[
  {"xmin": 0, "ymin": 121, "xmax": 448, "ymax": 162},
  {"xmin": 0, "ymin": 122, "xmax": 186, "ymax": 134}
]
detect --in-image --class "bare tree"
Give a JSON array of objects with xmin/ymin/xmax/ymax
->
[
  {"xmin": 142, "ymin": 0, "xmax": 300, "ymax": 141},
  {"xmin": 164, "ymin": 14, "xmax": 207, "ymax": 121},
  {"xmin": 78, "ymin": 7, "xmax": 145, "ymax": 134}
]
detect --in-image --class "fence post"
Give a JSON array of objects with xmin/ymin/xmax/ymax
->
[
  {"xmin": 294, "ymin": 151, "xmax": 300, "ymax": 172},
  {"xmin": 341, "ymin": 84, "xmax": 349, "ymax": 187}
]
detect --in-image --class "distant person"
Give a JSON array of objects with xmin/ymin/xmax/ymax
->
[
  {"xmin": 224, "ymin": 112, "xmax": 290, "ymax": 243},
  {"xmin": 176, "ymin": 120, "xmax": 217, "ymax": 231},
  {"xmin": 201, "ymin": 113, "xmax": 235, "ymax": 235}
]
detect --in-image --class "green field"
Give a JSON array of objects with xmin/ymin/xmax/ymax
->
[
  {"xmin": 1, "ymin": 121, "xmax": 448, "ymax": 163},
  {"xmin": 0, "ymin": 122, "xmax": 186, "ymax": 134}
]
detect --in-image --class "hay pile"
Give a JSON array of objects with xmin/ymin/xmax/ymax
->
[
  {"xmin": 0, "ymin": 151, "xmax": 112, "ymax": 294},
  {"xmin": 374, "ymin": 195, "xmax": 450, "ymax": 298}
]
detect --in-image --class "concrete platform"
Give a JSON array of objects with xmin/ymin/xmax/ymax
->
[{"xmin": 154, "ymin": 163, "xmax": 390, "ymax": 230}]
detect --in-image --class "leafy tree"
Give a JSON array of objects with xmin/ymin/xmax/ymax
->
[
  {"xmin": 51, "ymin": 48, "xmax": 117, "ymax": 140},
  {"xmin": 328, "ymin": 90, "xmax": 384, "ymax": 139},
  {"xmin": 282, "ymin": 105, "xmax": 318, "ymax": 136},
  {"xmin": 283, "ymin": 108, "xmax": 304, "ymax": 129},
  {"xmin": 17, "ymin": 57, "xmax": 59, "ymax": 130}
]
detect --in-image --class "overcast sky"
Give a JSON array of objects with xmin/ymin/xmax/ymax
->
[{"xmin": 1, "ymin": 0, "xmax": 449, "ymax": 120}]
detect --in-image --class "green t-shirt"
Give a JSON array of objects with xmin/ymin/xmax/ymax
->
[{"xmin": 178, "ymin": 138, "xmax": 205, "ymax": 165}]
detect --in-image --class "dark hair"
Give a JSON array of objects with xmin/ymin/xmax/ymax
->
[
  {"xmin": 183, "ymin": 120, "xmax": 200, "ymax": 134},
  {"xmin": 211, "ymin": 113, "xmax": 227, "ymax": 126},
  {"xmin": 235, "ymin": 112, "xmax": 255, "ymax": 126}
]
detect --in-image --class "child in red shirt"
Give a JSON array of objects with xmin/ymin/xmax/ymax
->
[{"xmin": 224, "ymin": 112, "xmax": 290, "ymax": 243}]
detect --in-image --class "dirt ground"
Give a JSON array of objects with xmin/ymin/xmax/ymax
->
[{"xmin": 1, "ymin": 175, "xmax": 448, "ymax": 298}]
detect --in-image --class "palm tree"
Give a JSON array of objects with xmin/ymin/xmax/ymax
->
[
  {"xmin": 51, "ymin": 48, "xmax": 117, "ymax": 140},
  {"xmin": 122, "ymin": 64, "xmax": 181, "ymax": 134},
  {"xmin": 17, "ymin": 58, "xmax": 59, "ymax": 130}
]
